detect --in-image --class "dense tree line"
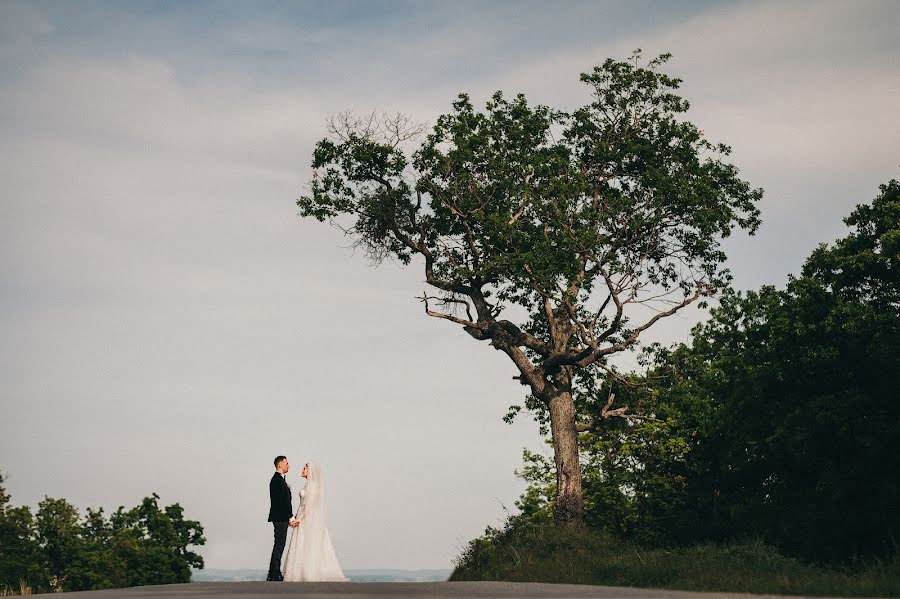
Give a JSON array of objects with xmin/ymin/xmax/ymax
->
[
  {"xmin": 508, "ymin": 179, "xmax": 899, "ymax": 564},
  {"xmin": 0, "ymin": 473, "xmax": 205, "ymax": 593}
]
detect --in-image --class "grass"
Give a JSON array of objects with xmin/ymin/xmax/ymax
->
[
  {"xmin": 450, "ymin": 524, "xmax": 900, "ymax": 596},
  {"xmin": 0, "ymin": 580, "xmax": 34, "ymax": 596}
]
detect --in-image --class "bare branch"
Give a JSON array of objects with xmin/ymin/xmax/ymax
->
[
  {"xmin": 507, "ymin": 203, "xmax": 527, "ymax": 226},
  {"xmin": 578, "ymin": 285, "xmax": 712, "ymax": 366},
  {"xmin": 378, "ymin": 111, "xmax": 428, "ymax": 148},
  {"xmin": 601, "ymin": 390, "xmax": 617, "ymax": 415},
  {"xmin": 420, "ymin": 291, "xmax": 474, "ymax": 322},
  {"xmin": 507, "ymin": 168, "xmax": 534, "ymax": 225},
  {"xmin": 491, "ymin": 320, "xmax": 551, "ymax": 356},
  {"xmin": 327, "ymin": 109, "xmax": 426, "ymax": 148},
  {"xmin": 592, "ymin": 361, "xmax": 634, "ymax": 387},
  {"xmin": 419, "ymin": 293, "xmax": 480, "ymax": 328},
  {"xmin": 596, "ymin": 265, "xmax": 625, "ymax": 344},
  {"xmin": 576, "ymin": 389, "xmax": 662, "ymax": 432}
]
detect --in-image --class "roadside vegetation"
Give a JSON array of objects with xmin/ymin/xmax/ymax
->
[
  {"xmin": 0, "ymin": 472, "xmax": 205, "ymax": 594},
  {"xmin": 454, "ymin": 178, "xmax": 899, "ymax": 595},
  {"xmin": 451, "ymin": 524, "xmax": 900, "ymax": 596}
]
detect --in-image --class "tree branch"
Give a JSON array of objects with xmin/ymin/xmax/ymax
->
[
  {"xmin": 577, "ymin": 285, "xmax": 712, "ymax": 366},
  {"xmin": 576, "ymin": 390, "xmax": 662, "ymax": 432},
  {"xmin": 545, "ymin": 283, "xmax": 713, "ymax": 371},
  {"xmin": 419, "ymin": 293, "xmax": 480, "ymax": 328}
]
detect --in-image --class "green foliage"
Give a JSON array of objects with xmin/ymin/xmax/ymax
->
[
  {"xmin": 505, "ymin": 343, "xmax": 722, "ymax": 544},
  {"xmin": 505, "ymin": 178, "xmax": 899, "ymax": 564},
  {"xmin": 0, "ymin": 473, "xmax": 44, "ymax": 592},
  {"xmin": 0, "ymin": 474, "xmax": 205, "ymax": 593},
  {"xmin": 802, "ymin": 179, "xmax": 899, "ymax": 306},
  {"xmin": 679, "ymin": 179, "xmax": 900, "ymax": 562},
  {"xmin": 298, "ymin": 50, "xmax": 760, "ymax": 408},
  {"xmin": 107, "ymin": 494, "xmax": 206, "ymax": 587},
  {"xmin": 567, "ymin": 353, "xmax": 719, "ymax": 545},
  {"xmin": 300, "ymin": 51, "xmax": 760, "ymax": 310},
  {"xmin": 35, "ymin": 496, "xmax": 86, "ymax": 590},
  {"xmin": 299, "ymin": 52, "xmax": 762, "ymax": 524},
  {"xmin": 451, "ymin": 521, "xmax": 900, "ymax": 596}
]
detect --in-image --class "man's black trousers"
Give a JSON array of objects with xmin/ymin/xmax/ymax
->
[{"xmin": 268, "ymin": 521, "xmax": 289, "ymax": 580}]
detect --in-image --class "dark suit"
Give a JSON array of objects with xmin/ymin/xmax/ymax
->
[{"xmin": 267, "ymin": 472, "xmax": 293, "ymax": 580}]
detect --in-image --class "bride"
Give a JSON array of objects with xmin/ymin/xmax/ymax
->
[{"xmin": 282, "ymin": 463, "xmax": 347, "ymax": 582}]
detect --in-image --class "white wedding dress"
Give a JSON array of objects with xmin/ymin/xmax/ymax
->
[{"xmin": 282, "ymin": 463, "xmax": 347, "ymax": 582}]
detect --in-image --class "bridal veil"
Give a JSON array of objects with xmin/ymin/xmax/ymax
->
[{"xmin": 281, "ymin": 463, "xmax": 347, "ymax": 582}]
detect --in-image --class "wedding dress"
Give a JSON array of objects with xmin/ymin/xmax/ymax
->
[{"xmin": 282, "ymin": 463, "xmax": 347, "ymax": 582}]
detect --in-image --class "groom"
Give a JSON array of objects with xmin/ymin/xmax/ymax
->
[{"xmin": 267, "ymin": 455, "xmax": 299, "ymax": 581}]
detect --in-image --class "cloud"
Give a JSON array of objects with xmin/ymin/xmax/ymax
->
[
  {"xmin": 477, "ymin": 0, "xmax": 899, "ymax": 290},
  {"xmin": 490, "ymin": 0, "xmax": 899, "ymax": 168},
  {"xmin": 1, "ymin": 0, "xmax": 898, "ymax": 571},
  {"xmin": 0, "ymin": 45, "xmax": 539, "ymax": 569},
  {"xmin": 0, "ymin": 1, "xmax": 55, "ymax": 63}
]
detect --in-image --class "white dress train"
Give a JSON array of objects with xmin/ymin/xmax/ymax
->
[{"xmin": 282, "ymin": 463, "xmax": 347, "ymax": 582}]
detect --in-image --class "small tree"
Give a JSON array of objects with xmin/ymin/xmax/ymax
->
[
  {"xmin": 298, "ymin": 51, "xmax": 761, "ymax": 525},
  {"xmin": 109, "ymin": 494, "xmax": 205, "ymax": 587}
]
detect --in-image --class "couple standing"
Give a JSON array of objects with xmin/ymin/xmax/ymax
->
[{"xmin": 267, "ymin": 456, "xmax": 347, "ymax": 582}]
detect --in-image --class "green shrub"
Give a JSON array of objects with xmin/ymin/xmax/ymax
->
[{"xmin": 451, "ymin": 522, "xmax": 900, "ymax": 596}]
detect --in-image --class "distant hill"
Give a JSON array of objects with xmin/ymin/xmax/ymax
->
[
  {"xmin": 343, "ymin": 569, "xmax": 452, "ymax": 582},
  {"xmin": 191, "ymin": 568, "xmax": 451, "ymax": 583}
]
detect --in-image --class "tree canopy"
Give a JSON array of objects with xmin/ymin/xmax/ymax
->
[
  {"xmin": 0, "ymin": 473, "xmax": 205, "ymax": 593},
  {"xmin": 298, "ymin": 51, "xmax": 761, "ymax": 524},
  {"xmin": 512, "ymin": 179, "xmax": 899, "ymax": 562}
]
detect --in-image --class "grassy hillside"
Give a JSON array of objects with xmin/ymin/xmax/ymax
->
[{"xmin": 450, "ymin": 524, "xmax": 900, "ymax": 596}]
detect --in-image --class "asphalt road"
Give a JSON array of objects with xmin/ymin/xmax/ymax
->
[{"xmin": 59, "ymin": 581, "xmax": 863, "ymax": 598}]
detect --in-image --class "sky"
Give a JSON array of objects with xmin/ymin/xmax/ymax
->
[{"xmin": 1, "ymin": 0, "xmax": 898, "ymax": 571}]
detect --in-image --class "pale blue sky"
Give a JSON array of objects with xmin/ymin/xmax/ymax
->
[{"xmin": 1, "ymin": 0, "xmax": 898, "ymax": 571}]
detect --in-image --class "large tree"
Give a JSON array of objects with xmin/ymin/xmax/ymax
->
[
  {"xmin": 298, "ymin": 51, "xmax": 761, "ymax": 525},
  {"xmin": 513, "ymin": 179, "xmax": 899, "ymax": 559}
]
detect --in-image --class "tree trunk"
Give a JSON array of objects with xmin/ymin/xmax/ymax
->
[{"xmin": 548, "ymin": 387, "xmax": 585, "ymax": 527}]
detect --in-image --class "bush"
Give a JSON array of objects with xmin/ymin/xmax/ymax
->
[
  {"xmin": 451, "ymin": 521, "xmax": 900, "ymax": 596},
  {"xmin": 0, "ymin": 472, "xmax": 205, "ymax": 593}
]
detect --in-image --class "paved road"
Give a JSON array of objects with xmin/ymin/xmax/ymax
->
[{"xmin": 59, "ymin": 581, "xmax": 861, "ymax": 598}]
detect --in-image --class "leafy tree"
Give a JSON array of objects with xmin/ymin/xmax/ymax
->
[
  {"xmin": 298, "ymin": 51, "xmax": 761, "ymax": 525},
  {"xmin": 683, "ymin": 179, "xmax": 900, "ymax": 561},
  {"xmin": 0, "ymin": 475, "xmax": 205, "ymax": 593},
  {"xmin": 0, "ymin": 472, "xmax": 8, "ymax": 507},
  {"xmin": 110, "ymin": 494, "xmax": 205, "ymax": 586},
  {"xmin": 514, "ymin": 179, "xmax": 899, "ymax": 561},
  {"xmin": 0, "ymin": 472, "xmax": 45, "ymax": 592},
  {"xmin": 78, "ymin": 507, "xmax": 124, "ymax": 590},
  {"xmin": 582, "ymin": 350, "xmax": 715, "ymax": 544},
  {"xmin": 802, "ymin": 179, "xmax": 899, "ymax": 306},
  {"xmin": 516, "ymin": 344, "xmax": 719, "ymax": 545},
  {"xmin": 35, "ymin": 496, "xmax": 85, "ymax": 590}
]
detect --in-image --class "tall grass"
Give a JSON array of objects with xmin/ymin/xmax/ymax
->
[
  {"xmin": 450, "ymin": 524, "xmax": 900, "ymax": 596},
  {"xmin": 0, "ymin": 580, "xmax": 33, "ymax": 596}
]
